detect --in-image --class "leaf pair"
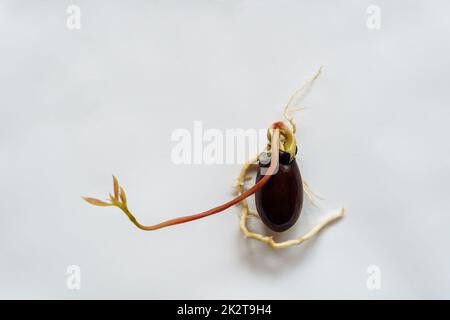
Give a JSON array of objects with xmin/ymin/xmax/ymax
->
[{"xmin": 83, "ymin": 175, "xmax": 127, "ymax": 208}]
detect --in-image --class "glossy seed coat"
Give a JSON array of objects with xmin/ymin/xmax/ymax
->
[{"xmin": 255, "ymin": 151, "xmax": 303, "ymax": 232}]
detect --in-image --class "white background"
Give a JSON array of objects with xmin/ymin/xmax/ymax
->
[{"xmin": 1, "ymin": 1, "xmax": 450, "ymax": 299}]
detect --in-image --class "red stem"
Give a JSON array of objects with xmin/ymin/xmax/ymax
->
[{"xmin": 133, "ymin": 128, "xmax": 281, "ymax": 231}]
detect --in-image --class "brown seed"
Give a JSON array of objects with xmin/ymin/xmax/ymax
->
[{"xmin": 255, "ymin": 151, "xmax": 303, "ymax": 232}]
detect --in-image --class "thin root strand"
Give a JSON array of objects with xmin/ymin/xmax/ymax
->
[{"xmin": 236, "ymin": 156, "xmax": 344, "ymax": 249}]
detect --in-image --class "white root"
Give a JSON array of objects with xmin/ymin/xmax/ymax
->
[
  {"xmin": 236, "ymin": 67, "xmax": 344, "ymax": 249},
  {"xmin": 283, "ymin": 66, "xmax": 323, "ymax": 134},
  {"xmin": 302, "ymin": 180, "xmax": 323, "ymax": 208},
  {"xmin": 236, "ymin": 156, "xmax": 344, "ymax": 249}
]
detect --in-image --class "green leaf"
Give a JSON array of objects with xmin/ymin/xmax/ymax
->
[
  {"xmin": 119, "ymin": 187, "xmax": 127, "ymax": 204},
  {"xmin": 83, "ymin": 197, "xmax": 110, "ymax": 207},
  {"xmin": 112, "ymin": 175, "xmax": 119, "ymax": 200}
]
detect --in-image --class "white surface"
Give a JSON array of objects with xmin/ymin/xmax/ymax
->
[{"xmin": 1, "ymin": 1, "xmax": 450, "ymax": 299}]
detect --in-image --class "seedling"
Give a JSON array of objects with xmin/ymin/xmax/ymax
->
[{"xmin": 84, "ymin": 67, "xmax": 344, "ymax": 249}]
